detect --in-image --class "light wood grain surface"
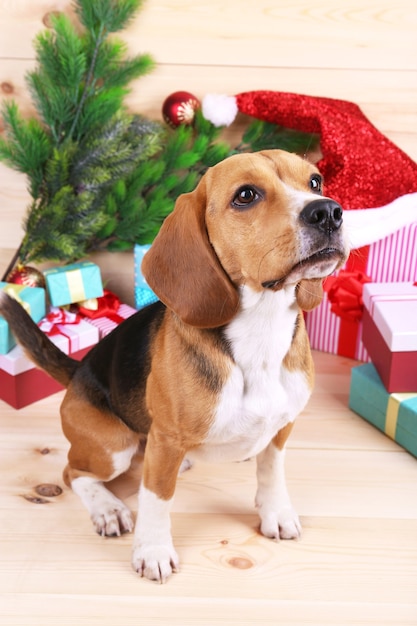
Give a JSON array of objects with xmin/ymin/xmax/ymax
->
[
  {"xmin": 0, "ymin": 2, "xmax": 417, "ymax": 623},
  {"xmin": 1, "ymin": 351, "xmax": 417, "ymax": 625}
]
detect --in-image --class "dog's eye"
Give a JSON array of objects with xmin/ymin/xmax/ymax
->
[
  {"xmin": 310, "ymin": 174, "xmax": 323, "ymax": 194},
  {"xmin": 232, "ymin": 186, "xmax": 260, "ymax": 208}
]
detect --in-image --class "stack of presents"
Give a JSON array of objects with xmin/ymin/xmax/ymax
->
[
  {"xmin": 0, "ymin": 261, "xmax": 136, "ymax": 409},
  {"xmin": 305, "ymin": 221, "xmax": 417, "ymax": 458}
]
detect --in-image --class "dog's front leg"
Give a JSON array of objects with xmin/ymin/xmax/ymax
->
[
  {"xmin": 255, "ymin": 422, "xmax": 301, "ymax": 541},
  {"xmin": 132, "ymin": 426, "xmax": 185, "ymax": 583}
]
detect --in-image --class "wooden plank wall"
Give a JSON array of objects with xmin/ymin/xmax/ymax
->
[{"xmin": 1, "ymin": 0, "xmax": 416, "ymax": 276}]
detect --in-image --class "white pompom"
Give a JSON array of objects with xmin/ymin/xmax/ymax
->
[{"xmin": 202, "ymin": 94, "xmax": 238, "ymax": 127}]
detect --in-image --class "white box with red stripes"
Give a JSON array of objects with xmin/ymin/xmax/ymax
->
[{"xmin": 305, "ymin": 222, "xmax": 417, "ymax": 360}]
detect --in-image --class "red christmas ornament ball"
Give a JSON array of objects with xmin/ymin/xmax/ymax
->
[
  {"xmin": 6, "ymin": 264, "xmax": 45, "ymax": 289},
  {"xmin": 162, "ymin": 91, "xmax": 200, "ymax": 127}
]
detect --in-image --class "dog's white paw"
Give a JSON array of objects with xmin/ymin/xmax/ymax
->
[
  {"xmin": 92, "ymin": 503, "xmax": 134, "ymax": 537},
  {"xmin": 71, "ymin": 476, "xmax": 134, "ymax": 537},
  {"xmin": 132, "ymin": 543, "xmax": 179, "ymax": 583},
  {"xmin": 259, "ymin": 506, "xmax": 301, "ymax": 541}
]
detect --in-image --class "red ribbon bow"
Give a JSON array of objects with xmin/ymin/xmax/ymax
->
[
  {"xmin": 324, "ymin": 270, "xmax": 372, "ymax": 322},
  {"xmin": 76, "ymin": 290, "xmax": 122, "ymax": 321},
  {"xmin": 38, "ymin": 307, "xmax": 81, "ymax": 335}
]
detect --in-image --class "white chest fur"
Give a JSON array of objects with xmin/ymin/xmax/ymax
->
[{"xmin": 193, "ymin": 286, "xmax": 311, "ymax": 463}]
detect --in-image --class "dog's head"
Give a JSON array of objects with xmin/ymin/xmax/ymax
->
[{"xmin": 142, "ymin": 149, "xmax": 349, "ymax": 328}]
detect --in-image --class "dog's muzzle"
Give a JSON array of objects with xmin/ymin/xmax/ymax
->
[{"xmin": 261, "ymin": 199, "xmax": 346, "ymax": 291}]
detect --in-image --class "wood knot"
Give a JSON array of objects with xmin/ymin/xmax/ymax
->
[
  {"xmin": 227, "ymin": 557, "xmax": 254, "ymax": 570},
  {"xmin": 22, "ymin": 484, "xmax": 63, "ymax": 504},
  {"xmin": 42, "ymin": 11, "xmax": 61, "ymax": 28},
  {"xmin": 38, "ymin": 447, "xmax": 51, "ymax": 455},
  {"xmin": 35, "ymin": 484, "xmax": 63, "ymax": 497},
  {"xmin": 1, "ymin": 82, "xmax": 14, "ymax": 95},
  {"xmin": 23, "ymin": 494, "xmax": 50, "ymax": 505}
]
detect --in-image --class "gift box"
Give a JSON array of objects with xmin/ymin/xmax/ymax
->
[
  {"xmin": 349, "ymin": 363, "xmax": 417, "ymax": 458},
  {"xmin": 77, "ymin": 290, "xmax": 136, "ymax": 339},
  {"xmin": 134, "ymin": 244, "xmax": 159, "ymax": 309},
  {"xmin": 306, "ymin": 221, "xmax": 417, "ymax": 360},
  {"xmin": 0, "ymin": 309, "xmax": 99, "ymax": 409},
  {"xmin": 44, "ymin": 261, "xmax": 103, "ymax": 307},
  {"xmin": 0, "ymin": 282, "xmax": 46, "ymax": 354},
  {"xmin": 361, "ymin": 282, "xmax": 417, "ymax": 392}
]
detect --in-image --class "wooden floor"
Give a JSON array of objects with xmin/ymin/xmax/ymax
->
[{"xmin": 0, "ymin": 350, "xmax": 416, "ymax": 626}]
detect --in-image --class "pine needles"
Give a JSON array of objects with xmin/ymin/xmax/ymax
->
[
  {"xmin": 0, "ymin": 0, "xmax": 158, "ymax": 265},
  {"xmin": 102, "ymin": 110, "xmax": 233, "ymax": 249}
]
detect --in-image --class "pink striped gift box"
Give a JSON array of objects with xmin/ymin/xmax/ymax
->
[
  {"xmin": 305, "ymin": 221, "xmax": 417, "ymax": 360},
  {"xmin": 83, "ymin": 303, "xmax": 136, "ymax": 339}
]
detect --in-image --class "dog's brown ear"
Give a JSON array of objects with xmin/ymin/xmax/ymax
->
[
  {"xmin": 141, "ymin": 183, "xmax": 239, "ymax": 328},
  {"xmin": 295, "ymin": 278, "xmax": 324, "ymax": 311}
]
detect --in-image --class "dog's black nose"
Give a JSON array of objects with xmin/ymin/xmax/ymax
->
[{"xmin": 300, "ymin": 199, "xmax": 343, "ymax": 234}]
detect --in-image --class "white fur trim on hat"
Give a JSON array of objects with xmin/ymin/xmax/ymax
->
[
  {"xmin": 344, "ymin": 192, "xmax": 417, "ymax": 249},
  {"xmin": 202, "ymin": 94, "xmax": 238, "ymax": 127}
]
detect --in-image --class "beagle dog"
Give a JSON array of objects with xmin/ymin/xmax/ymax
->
[{"xmin": 0, "ymin": 149, "xmax": 349, "ymax": 583}]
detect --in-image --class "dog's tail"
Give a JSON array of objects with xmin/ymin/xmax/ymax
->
[{"xmin": 0, "ymin": 291, "xmax": 79, "ymax": 387}]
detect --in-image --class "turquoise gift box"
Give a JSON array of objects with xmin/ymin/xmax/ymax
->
[
  {"xmin": 44, "ymin": 261, "xmax": 103, "ymax": 307},
  {"xmin": 349, "ymin": 363, "xmax": 417, "ymax": 458},
  {"xmin": 134, "ymin": 244, "xmax": 158, "ymax": 309},
  {"xmin": 0, "ymin": 282, "xmax": 46, "ymax": 354}
]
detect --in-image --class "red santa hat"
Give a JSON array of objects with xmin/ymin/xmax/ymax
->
[{"xmin": 202, "ymin": 91, "xmax": 417, "ymax": 251}]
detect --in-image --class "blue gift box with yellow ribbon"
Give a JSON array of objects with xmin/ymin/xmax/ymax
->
[
  {"xmin": 349, "ymin": 363, "xmax": 417, "ymax": 458},
  {"xmin": 44, "ymin": 261, "xmax": 103, "ymax": 307},
  {"xmin": 0, "ymin": 282, "xmax": 46, "ymax": 354}
]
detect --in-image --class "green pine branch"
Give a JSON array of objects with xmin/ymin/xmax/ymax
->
[
  {"xmin": 94, "ymin": 110, "xmax": 230, "ymax": 250},
  {"xmin": 18, "ymin": 112, "xmax": 162, "ymax": 263},
  {"xmin": 95, "ymin": 109, "xmax": 319, "ymax": 252},
  {"xmin": 0, "ymin": 101, "xmax": 52, "ymax": 198},
  {"xmin": 237, "ymin": 119, "xmax": 319, "ymax": 155},
  {"xmin": 0, "ymin": 0, "xmax": 158, "ymax": 267},
  {"xmin": 76, "ymin": 0, "xmax": 144, "ymax": 35}
]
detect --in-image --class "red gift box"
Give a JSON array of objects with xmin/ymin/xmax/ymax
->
[
  {"xmin": 0, "ymin": 309, "xmax": 99, "ymax": 409},
  {"xmin": 306, "ymin": 222, "xmax": 417, "ymax": 360},
  {"xmin": 362, "ymin": 283, "xmax": 417, "ymax": 392},
  {"xmin": 0, "ymin": 350, "xmax": 91, "ymax": 409}
]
